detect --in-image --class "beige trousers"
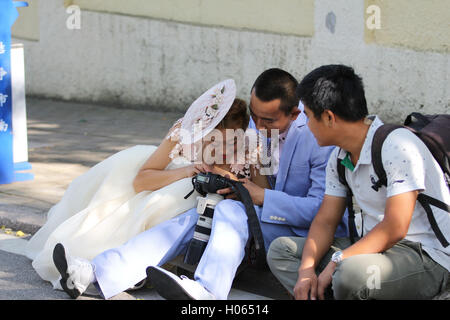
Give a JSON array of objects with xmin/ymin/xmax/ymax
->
[{"xmin": 267, "ymin": 237, "xmax": 449, "ymax": 300}]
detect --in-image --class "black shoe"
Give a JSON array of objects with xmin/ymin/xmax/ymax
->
[
  {"xmin": 146, "ymin": 266, "xmax": 215, "ymax": 300},
  {"xmin": 52, "ymin": 243, "xmax": 81, "ymax": 299}
]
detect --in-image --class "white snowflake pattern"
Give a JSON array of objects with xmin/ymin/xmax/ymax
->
[
  {"xmin": 0, "ymin": 42, "xmax": 5, "ymax": 55},
  {"xmin": 0, "ymin": 119, "xmax": 8, "ymax": 132}
]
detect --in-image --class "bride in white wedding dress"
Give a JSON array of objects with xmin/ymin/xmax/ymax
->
[{"xmin": 25, "ymin": 79, "xmax": 269, "ymax": 290}]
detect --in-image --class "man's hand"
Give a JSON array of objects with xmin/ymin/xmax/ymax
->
[
  {"xmin": 217, "ymin": 178, "xmax": 265, "ymax": 205},
  {"xmin": 296, "ymin": 261, "xmax": 335, "ymax": 300},
  {"xmin": 317, "ymin": 261, "xmax": 336, "ymax": 300},
  {"xmin": 294, "ymin": 267, "xmax": 318, "ymax": 300},
  {"xmin": 215, "ymin": 173, "xmax": 238, "ymax": 199},
  {"xmin": 239, "ymin": 178, "xmax": 265, "ymax": 206},
  {"xmin": 216, "ymin": 187, "xmax": 237, "ymax": 199}
]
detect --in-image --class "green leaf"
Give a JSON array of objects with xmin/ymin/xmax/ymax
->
[
  {"xmin": 221, "ymin": 86, "xmax": 225, "ymax": 94},
  {"xmin": 211, "ymin": 104, "xmax": 218, "ymax": 110}
]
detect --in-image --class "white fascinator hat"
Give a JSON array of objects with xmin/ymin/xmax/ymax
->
[
  {"xmin": 180, "ymin": 79, "xmax": 237, "ymax": 144},
  {"xmin": 168, "ymin": 79, "xmax": 237, "ymax": 160}
]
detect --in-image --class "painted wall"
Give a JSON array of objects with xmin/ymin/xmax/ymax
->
[
  {"xmin": 11, "ymin": 0, "xmax": 450, "ymax": 121},
  {"xmin": 69, "ymin": 0, "xmax": 315, "ymax": 37},
  {"xmin": 11, "ymin": 0, "xmax": 39, "ymax": 41},
  {"xmin": 365, "ymin": 0, "xmax": 450, "ymax": 53}
]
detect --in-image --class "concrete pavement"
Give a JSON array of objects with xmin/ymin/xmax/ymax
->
[{"xmin": 0, "ymin": 97, "xmax": 289, "ymax": 300}]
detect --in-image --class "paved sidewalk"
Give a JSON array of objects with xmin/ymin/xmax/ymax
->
[{"xmin": 0, "ymin": 97, "xmax": 289, "ymax": 300}]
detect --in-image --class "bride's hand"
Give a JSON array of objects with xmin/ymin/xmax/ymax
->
[{"xmin": 183, "ymin": 163, "xmax": 214, "ymax": 178}]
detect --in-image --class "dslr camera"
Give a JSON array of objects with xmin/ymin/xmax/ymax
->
[
  {"xmin": 183, "ymin": 172, "xmax": 235, "ymax": 265},
  {"xmin": 183, "ymin": 171, "xmax": 267, "ymax": 268}
]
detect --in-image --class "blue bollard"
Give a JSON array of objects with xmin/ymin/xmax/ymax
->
[{"xmin": 0, "ymin": 0, "xmax": 29, "ymax": 184}]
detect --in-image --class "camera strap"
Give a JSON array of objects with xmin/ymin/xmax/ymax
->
[{"xmin": 230, "ymin": 182, "xmax": 267, "ymax": 269}]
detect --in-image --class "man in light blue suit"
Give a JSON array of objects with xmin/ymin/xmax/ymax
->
[
  {"xmin": 52, "ymin": 69, "xmax": 347, "ymax": 300},
  {"xmin": 147, "ymin": 69, "xmax": 348, "ymax": 300}
]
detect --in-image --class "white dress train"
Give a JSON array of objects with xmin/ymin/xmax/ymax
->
[{"xmin": 24, "ymin": 145, "xmax": 199, "ymax": 289}]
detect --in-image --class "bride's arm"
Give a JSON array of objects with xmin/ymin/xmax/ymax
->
[
  {"xmin": 133, "ymin": 139, "xmax": 187, "ymax": 193},
  {"xmin": 133, "ymin": 122, "xmax": 210, "ymax": 193}
]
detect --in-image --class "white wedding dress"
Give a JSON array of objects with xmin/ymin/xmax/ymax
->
[{"xmin": 25, "ymin": 145, "xmax": 200, "ymax": 289}]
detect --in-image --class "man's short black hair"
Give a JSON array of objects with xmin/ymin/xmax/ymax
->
[
  {"xmin": 252, "ymin": 68, "xmax": 299, "ymax": 115},
  {"xmin": 296, "ymin": 65, "xmax": 368, "ymax": 122}
]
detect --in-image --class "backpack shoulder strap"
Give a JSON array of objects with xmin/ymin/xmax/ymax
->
[
  {"xmin": 372, "ymin": 123, "xmax": 450, "ymax": 248},
  {"xmin": 417, "ymin": 193, "xmax": 450, "ymax": 248},
  {"xmin": 336, "ymin": 149, "xmax": 350, "ymax": 190},
  {"xmin": 336, "ymin": 149, "xmax": 359, "ymax": 243},
  {"xmin": 371, "ymin": 124, "xmax": 403, "ymax": 191}
]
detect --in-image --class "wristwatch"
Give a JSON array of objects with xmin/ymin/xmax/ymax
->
[{"xmin": 331, "ymin": 251, "xmax": 344, "ymax": 265}]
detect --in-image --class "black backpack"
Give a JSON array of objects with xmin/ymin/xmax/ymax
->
[{"xmin": 338, "ymin": 113, "xmax": 450, "ymax": 247}]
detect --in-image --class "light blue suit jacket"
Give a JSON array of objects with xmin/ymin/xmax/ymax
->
[{"xmin": 249, "ymin": 112, "xmax": 348, "ymax": 239}]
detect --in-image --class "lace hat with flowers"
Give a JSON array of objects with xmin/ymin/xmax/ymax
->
[{"xmin": 167, "ymin": 79, "xmax": 237, "ymax": 160}]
